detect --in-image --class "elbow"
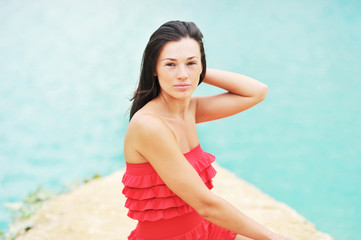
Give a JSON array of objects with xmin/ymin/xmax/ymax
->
[
  {"xmin": 257, "ymin": 83, "xmax": 268, "ymax": 101},
  {"xmin": 197, "ymin": 204, "xmax": 213, "ymax": 219},
  {"xmin": 193, "ymin": 194, "xmax": 221, "ymax": 220}
]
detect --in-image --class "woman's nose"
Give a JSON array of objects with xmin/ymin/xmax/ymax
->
[{"xmin": 177, "ymin": 65, "xmax": 188, "ymax": 79}]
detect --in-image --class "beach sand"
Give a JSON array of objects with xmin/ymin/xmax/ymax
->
[{"xmin": 8, "ymin": 164, "xmax": 333, "ymax": 240}]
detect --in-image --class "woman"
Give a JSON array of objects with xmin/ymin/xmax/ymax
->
[{"xmin": 122, "ymin": 20, "xmax": 290, "ymax": 240}]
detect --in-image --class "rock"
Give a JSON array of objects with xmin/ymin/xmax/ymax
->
[{"xmin": 9, "ymin": 164, "xmax": 333, "ymax": 240}]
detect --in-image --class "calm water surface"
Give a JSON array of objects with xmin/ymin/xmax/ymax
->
[{"xmin": 0, "ymin": 1, "xmax": 360, "ymax": 239}]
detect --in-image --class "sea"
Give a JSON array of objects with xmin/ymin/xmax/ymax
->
[{"xmin": 0, "ymin": 0, "xmax": 360, "ymax": 239}]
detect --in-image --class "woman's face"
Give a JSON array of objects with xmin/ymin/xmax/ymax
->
[{"xmin": 155, "ymin": 38, "xmax": 202, "ymax": 101}]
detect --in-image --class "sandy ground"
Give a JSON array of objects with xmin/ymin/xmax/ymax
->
[{"xmin": 8, "ymin": 164, "xmax": 333, "ymax": 240}]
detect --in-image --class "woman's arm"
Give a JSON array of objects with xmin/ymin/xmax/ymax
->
[
  {"xmin": 128, "ymin": 114, "xmax": 288, "ymax": 240},
  {"xmin": 194, "ymin": 68, "xmax": 268, "ymax": 123}
]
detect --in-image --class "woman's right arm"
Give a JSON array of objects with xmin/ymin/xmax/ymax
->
[{"xmin": 126, "ymin": 114, "xmax": 289, "ymax": 240}]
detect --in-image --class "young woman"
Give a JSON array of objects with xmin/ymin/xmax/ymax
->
[{"xmin": 122, "ymin": 20, "xmax": 290, "ymax": 240}]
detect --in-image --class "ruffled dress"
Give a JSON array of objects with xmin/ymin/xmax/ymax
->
[{"xmin": 122, "ymin": 144, "xmax": 237, "ymax": 240}]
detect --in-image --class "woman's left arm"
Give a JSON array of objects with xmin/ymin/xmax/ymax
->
[{"xmin": 193, "ymin": 68, "xmax": 268, "ymax": 123}]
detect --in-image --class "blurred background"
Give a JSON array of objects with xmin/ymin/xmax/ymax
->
[{"xmin": 0, "ymin": 0, "xmax": 360, "ymax": 239}]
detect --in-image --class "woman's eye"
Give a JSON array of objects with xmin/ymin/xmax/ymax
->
[
  {"xmin": 187, "ymin": 62, "xmax": 196, "ymax": 66},
  {"xmin": 166, "ymin": 63, "xmax": 175, "ymax": 67}
]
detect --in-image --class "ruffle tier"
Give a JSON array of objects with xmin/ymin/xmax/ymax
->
[
  {"xmin": 122, "ymin": 146, "xmax": 217, "ymax": 221},
  {"xmin": 127, "ymin": 204, "xmax": 194, "ymax": 221}
]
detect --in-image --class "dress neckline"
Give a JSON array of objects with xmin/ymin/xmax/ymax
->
[
  {"xmin": 183, "ymin": 143, "xmax": 201, "ymax": 156},
  {"xmin": 125, "ymin": 143, "xmax": 201, "ymax": 166}
]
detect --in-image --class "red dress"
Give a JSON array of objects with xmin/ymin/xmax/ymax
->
[{"xmin": 122, "ymin": 144, "xmax": 237, "ymax": 240}]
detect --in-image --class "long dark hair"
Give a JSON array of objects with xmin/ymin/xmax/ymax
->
[{"xmin": 129, "ymin": 20, "xmax": 207, "ymax": 120}]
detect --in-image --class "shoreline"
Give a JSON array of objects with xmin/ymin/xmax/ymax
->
[{"xmin": 6, "ymin": 164, "xmax": 333, "ymax": 240}]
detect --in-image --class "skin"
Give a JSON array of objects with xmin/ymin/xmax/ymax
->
[{"xmin": 124, "ymin": 38, "xmax": 291, "ymax": 240}]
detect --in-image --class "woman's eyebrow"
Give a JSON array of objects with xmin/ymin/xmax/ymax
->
[
  {"xmin": 161, "ymin": 56, "xmax": 198, "ymax": 61},
  {"xmin": 161, "ymin": 58, "xmax": 177, "ymax": 61}
]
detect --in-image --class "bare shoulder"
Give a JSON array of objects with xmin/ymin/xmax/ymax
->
[
  {"xmin": 128, "ymin": 111, "xmax": 173, "ymax": 138},
  {"xmin": 124, "ymin": 111, "xmax": 176, "ymax": 160}
]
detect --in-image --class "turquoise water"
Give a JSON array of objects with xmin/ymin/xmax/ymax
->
[{"xmin": 0, "ymin": 0, "xmax": 360, "ymax": 239}]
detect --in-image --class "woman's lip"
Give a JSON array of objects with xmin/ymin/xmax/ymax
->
[{"xmin": 174, "ymin": 84, "xmax": 191, "ymax": 89}]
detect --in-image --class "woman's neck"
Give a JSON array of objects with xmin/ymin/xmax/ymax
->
[{"xmin": 156, "ymin": 93, "xmax": 190, "ymax": 120}]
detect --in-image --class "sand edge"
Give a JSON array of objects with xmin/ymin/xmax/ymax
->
[{"xmin": 7, "ymin": 164, "xmax": 333, "ymax": 240}]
